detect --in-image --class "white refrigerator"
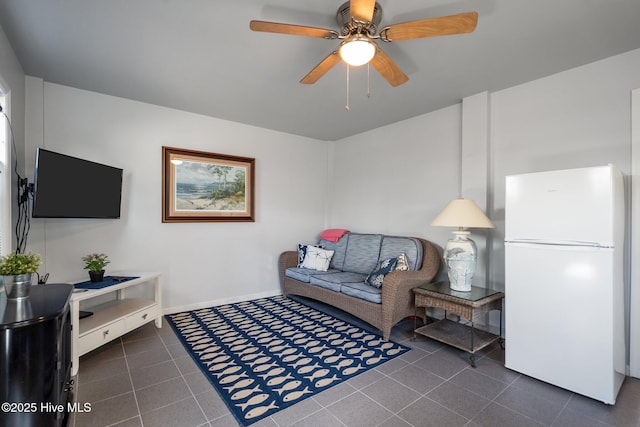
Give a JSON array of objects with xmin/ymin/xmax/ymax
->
[{"xmin": 504, "ymin": 165, "xmax": 626, "ymax": 404}]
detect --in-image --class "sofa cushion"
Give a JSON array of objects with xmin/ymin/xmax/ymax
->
[
  {"xmin": 285, "ymin": 267, "xmax": 339, "ymax": 283},
  {"xmin": 379, "ymin": 236, "xmax": 423, "ymax": 270},
  {"xmin": 365, "ymin": 257, "xmax": 398, "ymax": 288},
  {"xmin": 342, "ymin": 233, "xmax": 383, "ymax": 275},
  {"xmin": 309, "ymin": 271, "xmax": 367, "ymax": 293},
  {"xmin": 318, "ymin": 235, "xmax": 349, "ymax": 271},
  {"xmin": 341, "ymin": 282, "xmax": 382, "ymax": 304}
]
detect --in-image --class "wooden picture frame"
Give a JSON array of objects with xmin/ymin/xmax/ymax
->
[{"xmin": 162, "ymin": 146, "xmax": 255, "ymax": 222}]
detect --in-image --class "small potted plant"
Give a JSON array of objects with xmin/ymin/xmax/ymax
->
[
  {"xmin": 82, "ymin": 253, "xmax": 110, "ymax": 282},
  {"xmin": 0, "ymin": 251, "xmax": 42, "ymax": 299}
]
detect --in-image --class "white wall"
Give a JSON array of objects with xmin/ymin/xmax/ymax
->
[
  {"xmin": 328, "ymin": 104, "xmax": 462, "ymax": 276},
  {"xmin": 329, "ymin": 48, "xmax": 640, "ymax": 286},
  {"xmin": 0, "ymin": 23, "xmax": 25, "ymax": 253},
  {"xmin": 24, "ymin": 81, "xmax": 329, "ymax": 311},
  {"xmin": 14, "ymin": 35, "xmax": 640, "ymax": 371},
  {"xmin": 490, "ymin": 48, "xmax": 640, "ymax": 375},
  {"xmin": 328, "ymin": 47, "xmax": 640, "ymax": 372},
  {"xmin": 490, "ymin": 49, "xmax": 640, "ymax": 288},
  {"xmin": 461, "ymin": 92, "xmax": 491, "ymax": 286},
  {"xmin": 629, "ymin": 87, "xmax": 640, "ymax": 377}
]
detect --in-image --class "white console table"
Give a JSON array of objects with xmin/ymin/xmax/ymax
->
[{"xmin": 70, "ymin": 272, "xmax": 162, "ymax": 375}]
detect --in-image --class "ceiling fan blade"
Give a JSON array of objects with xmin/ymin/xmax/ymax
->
[
  {"xmin": 300, "ymin": 51, "xmax": 341, "ymax": 84},
  {"xmin": 370, "ymin": 48, "xmax": 409, "ymax": 87},
  {"xmin": 380, "ymin": 11, "xmax": 478, "ymax": 42},
  {"xmin": 250, "ymin": 20, "xmax": 339, "ymax": 39},
  {"xmin": 350, "ymin": 0, "xmax": 376, "ymax": 22}
]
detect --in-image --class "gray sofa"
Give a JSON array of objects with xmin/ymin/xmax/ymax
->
[{"xmin": 278, "ymin": 233, "xmax": 440, "ymax": 340}]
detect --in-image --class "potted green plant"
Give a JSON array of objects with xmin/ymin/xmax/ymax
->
[
  {"xmin": 0, "ymin": 251, "xmax": 42, "ymax": 299},
  {"xmin": 82, "ymin": 253, "xmax": 110, "ymax": 282}
]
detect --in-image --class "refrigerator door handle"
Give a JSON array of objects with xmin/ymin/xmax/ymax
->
[{"xmin": 504, "ymin": 238, "xmax": 612, "ymax": 248}]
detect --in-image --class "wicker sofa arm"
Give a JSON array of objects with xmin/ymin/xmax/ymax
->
[
  {"xmin": 381, "ymin": 271, "xmax": 430, "ymax": 314},
  {"xmin": 278, "ymin": 251, "xmax": 298, "ymax": 284},
  {"xmin": 279, "ymin": 250, "xmax": 298, "ymax": 269},
  {"xmin": 380, "ymin": 238, "xmax": 441, "ymax": 323},
  {"xmin": 382, "ymin": 270, "xmax": 432, "ymax": 296}
]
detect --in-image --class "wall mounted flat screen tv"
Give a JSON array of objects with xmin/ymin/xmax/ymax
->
[{"xmin": 32, "ymin": 148, "xmax": 123, "ymax": 218}]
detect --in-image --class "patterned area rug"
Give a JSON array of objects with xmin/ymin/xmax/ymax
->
[{"xmin": 166, "ymin": 295, "xmax": 410, "ymax": 426}]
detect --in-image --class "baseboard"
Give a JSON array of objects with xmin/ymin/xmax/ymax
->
[{"xmin": 162, "ymin": 288, "xmax": 283, "ymax": 315}]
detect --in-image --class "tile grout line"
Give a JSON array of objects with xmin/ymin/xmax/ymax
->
[
  {"xmin": 122, "ymin": 337, "xmax": 146, "ymax": 427},
  {"xmin": 158, "ymin": 318, "xmax": 212, "ymax": 425},
  {"xmin": 392, "ymin": 337, "xmax": 503, "ymax": 426},
  {"xmin": 77, "ymin": 315, "xmax": 640, "ymax": 426}
]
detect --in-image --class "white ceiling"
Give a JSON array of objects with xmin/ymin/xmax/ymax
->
[{"xmin": 1, "ymin": 0, "xmax": 639, "ymax": 141}]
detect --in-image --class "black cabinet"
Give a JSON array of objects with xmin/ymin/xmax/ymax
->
[{"xmin": 0, "ymin": 284, "xmax": 73, "ymax": 427}]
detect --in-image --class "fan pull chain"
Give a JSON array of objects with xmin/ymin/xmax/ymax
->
[
  {"xmin": 345, "ymin": 64, "xmax": 350, "ymax": 111},
  {"xmin": 367, "ymin": 63, "xmax": 371, "ymax": 98}
]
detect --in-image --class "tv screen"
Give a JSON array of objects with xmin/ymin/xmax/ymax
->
[{"xmin": 32, "ymin": 148, "xmax": 123, "ymax": 218}]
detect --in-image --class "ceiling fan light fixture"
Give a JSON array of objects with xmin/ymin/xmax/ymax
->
[{"xmin": 339, "ymin": 36, "xmax": 376, "ymax": 66}]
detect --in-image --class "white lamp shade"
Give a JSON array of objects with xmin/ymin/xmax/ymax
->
[
  {"xmin": 431, "ymin": 198, "xmax": 495, "ymax": 229},
  {"xmin": 339, "ymin": 37, "xmax": 376, "ymax": 66}
]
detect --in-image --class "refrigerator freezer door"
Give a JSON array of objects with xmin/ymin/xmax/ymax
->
[
  {"xmin": 505, "ymin": 166, "xmax": 617, "ymax": 246},
  {"xmin": 505, "ymin": 242, "xmax": 625, "ymax": 404}
]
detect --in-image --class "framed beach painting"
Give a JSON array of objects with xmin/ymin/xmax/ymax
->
[{"xmin": 162, "ymin": 146, "xmax": 255, "ymax": 222}]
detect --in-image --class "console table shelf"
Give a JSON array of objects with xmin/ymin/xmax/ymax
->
[
  {"xmin": 78, "ymin": 298, "xmax": 156, "ymax": 335},
  {"xmin": 71, "ymin": 272, "xmax": 162, "ymax": 375}
]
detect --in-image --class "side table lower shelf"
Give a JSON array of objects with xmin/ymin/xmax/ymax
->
[
  {"xmin": 414, "ymin": 318, "xmax": 502, "ymax": 367},
  {"xmin": 77, "ymin": 298, "xmax": 160, "ymax": 355},
  {"xmin": 412, "ymin": 281, "xmax": 505, "ymax": 367}
]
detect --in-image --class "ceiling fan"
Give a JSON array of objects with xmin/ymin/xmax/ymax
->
[{"xmin": 250, "ymin": 0, "xmax": 478, "ymax": 87}]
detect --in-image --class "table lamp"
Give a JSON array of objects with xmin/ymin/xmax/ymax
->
[{"xmin": 431, "ymin": 198, "xmax": 494, "ymax": 291}]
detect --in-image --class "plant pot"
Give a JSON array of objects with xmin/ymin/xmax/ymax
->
[
  {"xmin": 1, "ymin": 273, "xmax": 34, "ymax": 300},
  {"xmin": 4, "ymin": 298, "xmax": 33, "ymax": 321},
  {"xmin": 89, "ymin": 270, "xmax": 105, "ymax": 282}
]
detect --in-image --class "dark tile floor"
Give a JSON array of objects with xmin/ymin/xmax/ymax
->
[{"xmin": 68, "ymin": 299, "xmax": 640, "ymax": 427}]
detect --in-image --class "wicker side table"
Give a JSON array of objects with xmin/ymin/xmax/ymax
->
[{"xmin": 413, "ymin": 281, "xmax": 504, "ymax": 367}]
